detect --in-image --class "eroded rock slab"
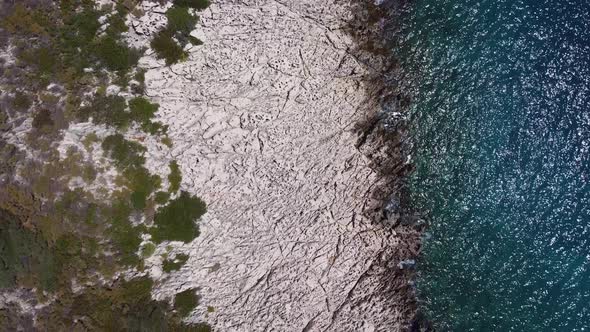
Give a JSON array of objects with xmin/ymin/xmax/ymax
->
[{"xmin": 133, "ymin": 1, "xmax": 419, "ymax": 330}]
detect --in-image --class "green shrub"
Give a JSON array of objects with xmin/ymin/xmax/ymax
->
[
  {"xmin": 32, "ymin": 109, "xmax": 54, "ymax": 130},
  {"xmin": 150, "ymin": 191, "xmax": 206, "ymax": 243},
  {"xmin": 141, "ymin": 242, "xmax": 156, "ymax": 258},
  {"xmin": 151, "ymin": 31, "xmax": 186, "ymax": 65},
  {"xmin": 12, "ymin": 91, "xmax": 32, "ymax": 111},
  {"xmin": 105, "ymin": 6, "xmax": 129, "ymax": 37},
  {"xmin": 188, "ymin": 35, "xmax": 203, "ymax": 46},
  {"xmin": 80, "ymin": 95, "xmax": 129, "ymax": 128},
  {"xmin": 168, "ymin": 161, "xmax": 182, "ymax": 193},
  {"xmin": 166, "ymin": 6, "xmax": 198, "ymax": 36},
  {"xmin": 102, "ymin": 134, "xmax": 146, "ymax": 169},
  {"xmin": 131, "ymin": 68, "xmax": 147, "ymax": 94},
  {"xmin": 155, "ymin": 191, "xmax": 170, "ymax": 204},
  {"xmin": 108, "ymin": 198, "xmax": 144, "ymax": 266},
  {"xmin": 19, "ymin": 47, "xmax": 58, "ymax": 78},
  {"xmin": 162, "ymin": 253, "xmax": 189, "ymax": 273},
  {"xmin": 174, "ymin": 0, "xmax": 211, "ymax": 10},
  {"xmin": 94, "ymin": 35, "xmax": 142, "ymax": 72},
  {"xmin": 0, "ymin": 209, "xmax": 55, "ymax": 290},
  {"xmin": 124, "ymin": 166, "xmax": 161, "ymax": 210},
  {"xmin": 128, "ymin": 97, "xmax": 167, "ymax": 134},
  {"xmin": 174, "ymin": 288, "xmax": 199, "ymax": 317}
]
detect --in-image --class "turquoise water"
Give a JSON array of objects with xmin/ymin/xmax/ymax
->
[{"xmin": 385, "ymin": 0, "xmax": 590, "ymax": 330}]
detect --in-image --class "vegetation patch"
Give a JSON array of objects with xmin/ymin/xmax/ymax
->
[
  {"xmin": 151, "ymin": 2, "xmax": 207, "ymax": 65},
  {"xmin": 102, "ymin": 134, "xmax": 146, "ymax": 169},
  {"xmin": 155, "ymin": 191, "xmax": 171, "ymax": 204},
  {"xmin": 174, "ymin": 0, "xmax": 211, "ymax": 10},
  {"xmin": 174, "ymin": 288, "xmax": 199, "ymax": 317},
  {"xmin": 0, "ymin": 0, "xmax": 213, "ymax": 328},
  {"xmin": 151, "ymin": 31, "xmax": 187, "ymax": 65},
  {"xmin": 129, "ymin": 97, "xmax": 167, "ymax": 134},
  {"xmin": 151, "ymin": 191, "xmax": 207, "ymax": 243},
  {"xmin": 162, "ymin": 253, "xmax": 189, "ymax": 273},
  {"xmin": 32, "ymin": 109, "xmax": 54, "ymax": 131},
  {"xmin": 168, "ymin": 161, "xmax": 182, "ymax": 193}
]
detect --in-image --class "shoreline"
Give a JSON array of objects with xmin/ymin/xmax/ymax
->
[
  {"xmin": 134, "ymin": 0, "xmax": 423, "ymax": 329},
  {"xmin": 0, "ymin": 0, "xmax": 424, "ymax": 329}
]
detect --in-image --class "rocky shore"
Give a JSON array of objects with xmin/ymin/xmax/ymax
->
[
  {"xmin": 132, "ymin": 0, "xmax": 421, "ymax": 330},
  {"xmin": 0, "ymin": 0, "xmax": 422, "ymax": 330}
]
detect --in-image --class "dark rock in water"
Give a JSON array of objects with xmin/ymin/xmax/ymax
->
[
  {"xmin": 398, "ymin": 259, "xmax": 416, "ymax": 270},
  {"xmin": 383, "ymin": 194, "xmax": 401, "ymax": 225},
  {"xmin": 399, "ymin": 215, "xmax": 426, "ymax": 228},
  {"xmin": 410, "ymin": 312, "xmax": 434, "ymax": 332}
]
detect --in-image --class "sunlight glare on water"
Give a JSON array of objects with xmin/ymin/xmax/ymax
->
[{"xmin": 385, "ymin": 0, "xmax": 590, "ymax": 330}]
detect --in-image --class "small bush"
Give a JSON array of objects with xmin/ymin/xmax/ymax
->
[
  {"xmin": 108, "ymin": 198, "xmax": 144, "ymax": 266},
  {"xmin": 19, "ymin": 47, "xmax": 58, "ymax": 78},
  {"xmin": 32, "ymin": 109, "xmax": 54, "ymax": 130},
  {"xmin": 124, "ymin": 166, "xmax": 161, "ymax": 210},
  {"xmin": 105, "ymin": 7, "xmax": 129, "ymax": 37},
  {"xmin": 151, "ymin": 31, "xmax": 186, "ymax": 65},
  {"xmin": 102, "ymin": 134, "xmax": 146, "ymax": 169},
  {"xmin": 150, "ymin": 191, "xmax": 206, "ymax": 243},
  {"xmin": 155, "ymin": 191, "xmax": 170, "ymax": 204},
  {"xmin": 174, "ymin": 0, "xmax": 211, "ymax": 10},
  {"xmin": 141, "ymin": 242, "xmax": 156, "ymax": 258},
  {"xmin": 166, "ymin": 6, "xmax": 198, "ymax": 36},
  {"xmin": 80, "ymin": 95, "xmax": 129, "ymax": 128},
  {"xmin": 129, "ymin": 97, "xmax": 166, "ymax": 134},
  {"xmin": 12, "ymin": 92, "xmax": 32, "ymax": 111},
  {"xmin": 174, "ymin": 288, "xmax": 199, "ymax": 317},
  {"xmin": 94, "ymin": 35, "xmax": 142, "ymax": 72}
]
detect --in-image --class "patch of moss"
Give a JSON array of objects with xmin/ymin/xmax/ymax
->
[
  {"xmin": 162, "ymin": 253, "xmax": 189, "ymax": 273},
  {"xmin": 174, "ymin": 288, "xmax": 199, "ymax": 317},
  {"xmin": 150, "ymin": 191, "xmax": 206, "ymax": 244},
  {"xmin": 168, "ymin": 161, "xmax": 182, "ymax": 193},
  {"xmin": 174, "ymin": 0, "xmax": 211, "ymax": 10}
]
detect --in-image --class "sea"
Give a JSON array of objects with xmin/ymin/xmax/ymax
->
[{"xmin": 382, "ymin": 0, "xmax": 590, "ymax": 330}]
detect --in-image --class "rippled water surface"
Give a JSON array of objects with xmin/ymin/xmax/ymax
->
[{"xmin": 387, "ymin": 0, "xmax": 590, "ymax": 330}]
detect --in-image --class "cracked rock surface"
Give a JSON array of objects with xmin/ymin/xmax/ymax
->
[{"xmin": 134, "ymin": 0, "xmax": 420, "ymax": 330}]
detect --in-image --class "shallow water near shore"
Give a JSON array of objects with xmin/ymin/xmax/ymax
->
[{"xmin": 385, "ymin": 0, "xmax": 590, "ymax": 330}]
